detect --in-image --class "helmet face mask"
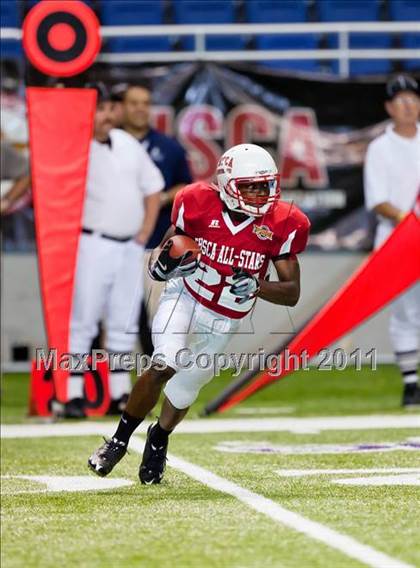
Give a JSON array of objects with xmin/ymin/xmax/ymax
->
[
  {"xmin": 216, "ymin": 144, "xmax": 281, "ymax": 217},
  {"xmin": 225, "ymin": 174, "xmax": 280, "ymax": 216}
]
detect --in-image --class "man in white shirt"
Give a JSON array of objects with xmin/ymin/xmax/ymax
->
[
  {"xmin": 364, "ymin": 74, "xmax": 420, "ymax": 407},
  {"xmin": 65, "ymin": 83, "xmax": 164, "ymax": 418}
]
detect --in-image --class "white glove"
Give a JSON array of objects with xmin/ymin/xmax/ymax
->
[{"xmin": 230, "ymin": 267, "xmax": 260, "ymax": 304}]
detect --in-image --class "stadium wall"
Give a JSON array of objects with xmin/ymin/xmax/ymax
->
[{"xmin": 1, "ymin": 252, "xmax": 395, "ymax": 367}]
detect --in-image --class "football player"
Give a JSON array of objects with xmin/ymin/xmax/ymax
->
[{"xmin": 88, "ymin": 143, "xmax": 310, "ymax": 484}]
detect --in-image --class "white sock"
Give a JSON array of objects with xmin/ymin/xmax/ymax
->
[
  {"xmin": 395, "ymin": 350, "xmax": 418, "ymax": 385},
  {"xmin": 109, "ymin": 371, "xmax": 131, "ymax": 400},
  {"xmin": 67, "ymin": 374, "xmax": 84, "ymax": 399},
  {"xmin": 403, "ymin": 373, "xmax": 419, "ymax": 385}
]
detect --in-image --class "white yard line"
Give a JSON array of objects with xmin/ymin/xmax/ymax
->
[
  {"xmin": 276, "ymin": 468, "xmax": 420, "ymax": 477},
  {"xmin": 1, "ymin": 475, "xmax": 133, "ymax": 493},
  {"xmin": 2, "ymin": 413, "xmax": 420, "ymax": 438},
  {"xmin": 127, "ymin": 437, "xmax": 413, "ymax": 568},
  {"xmin": 1, "ymin": 421, "xmax": 415, "ymax": 568}
]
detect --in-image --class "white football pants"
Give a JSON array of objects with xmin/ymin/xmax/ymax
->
[
  {"xmin": 69, "ymin": 232, "xmax": 144, "ymax": 399},
  {"xmin": 152, "ymin": 278, "xmax": 240, "ymax": 409}
]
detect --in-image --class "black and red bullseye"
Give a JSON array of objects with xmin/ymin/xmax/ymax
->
[{"xmin": 23, "ymin": 0, "xmax": 101, "ymax": 77}]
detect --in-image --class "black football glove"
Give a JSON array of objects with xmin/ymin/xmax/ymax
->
[
  {"xmin": 149, "ymin": 239, "xmax": 199, "ymax": 282},
  {"xmin": 230, "ymin": 267, "xmax": 260, "ymax": 304}
]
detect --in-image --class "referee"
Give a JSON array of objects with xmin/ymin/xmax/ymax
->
[
  {"xmin": 65, "ymin": 83, "xmax": 164, "ymax": 418},
  {"xmin": 364, "ymin": 74, "xmax": 420, "ymax": 407},
  {"xmin": 122, "ymin": 83, "xmax": 192, "ymax": 247}
]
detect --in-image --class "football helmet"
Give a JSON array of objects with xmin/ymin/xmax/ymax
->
[{"xmin": 216, "ymin": 144, "xmax": 280, "ymax": 217}]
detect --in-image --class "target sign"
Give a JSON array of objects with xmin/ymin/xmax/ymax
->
[{"xmin": 23, "ymin": 0, "xmax": 101, "ymax": 77}]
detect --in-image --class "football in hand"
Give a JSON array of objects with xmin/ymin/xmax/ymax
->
[{"xmin": 164, "ymin": 235, "xmax": 201, "ymax": 264}]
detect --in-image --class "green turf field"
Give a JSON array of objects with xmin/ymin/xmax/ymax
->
[{"xmin": 1, "ymin": 367, "xmax": 420, "ymax": 568}]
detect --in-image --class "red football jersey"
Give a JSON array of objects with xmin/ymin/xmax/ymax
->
[{"xmin": 171, "ymin": 181, "xmax": 310, "ymax": 319}]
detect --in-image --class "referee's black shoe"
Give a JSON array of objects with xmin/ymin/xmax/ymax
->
[
  {"xmin": 402, "ymin": 383, "xmax": 420, "ymax": 408},
  {"xmin": 64, "ymin": 398, "xmax": 86, "ymax": 419},
  {"xmin": 139, "ymin": 423, "xmax": 168, "ymax": 485},
  {"xmin": 106, "ymin": 394, "xmax": 129, "ymax": 416},
  {"xmin": 51, "ymin": 397, "xmax": 86, "ymax": 419},
  {"xmin": 88, "ymin": 437, "xmax": 127, "ymax": 477}
]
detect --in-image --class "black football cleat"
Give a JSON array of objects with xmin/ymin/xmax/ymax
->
[
  {"xmin": 402, "ymin": 383, "xmax": 420, "ymax": 408},
  {"xmin": 139, "ymin": 424, "xmax": 168, "ymax": 485},
  {"xmin": 88, "ymin": 437, "xmax": 127, "ymax": 477}
]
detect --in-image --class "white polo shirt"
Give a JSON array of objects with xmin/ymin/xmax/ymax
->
[
  {"xmin": 364, "ymin": 123, "xmax": 420, "ymax": 247},
  {"xmin": 83, "ymin": 128, "xmax": 164, "ymax": 238}
]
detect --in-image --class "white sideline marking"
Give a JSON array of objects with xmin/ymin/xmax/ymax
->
[
  {"xmin": 232, "ymin": 406, "xmax": 296, "ymax": 415},
  {"xmin": 1, "ymin": 475, "xmax": 133, "ymax": 494},
  {"xmin": 127, "ymin": 437, "xmax": 413, "ymax": 568},
  {"xmin": 276, "ymin": 468, "xmax": 420, "ymax": 477},
  {"xmin": 334, "ymin": 474, "xmax": 420, "ymax": 487},
  {"xmin": 2, "ymin": 413, "xmax": 420, "ymax": 438},
  {"xmin": 1, "ymin": 422, "xmax": 117, "ymax": 439}
]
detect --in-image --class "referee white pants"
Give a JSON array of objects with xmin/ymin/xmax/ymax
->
[
  {"xmin": 389, "ymin": 282, "xmax": 420, "ymax": 354},
  {"xmin": 151, "ymin": 278, "xmax": 240, "ymax": 410},
  {"xmin": 69, "ymin": 232, "xmax": 144, "ymax": 399},
  {"xmin": 375, "ymin": 225, "xmax": 419, "ymax": 380}
]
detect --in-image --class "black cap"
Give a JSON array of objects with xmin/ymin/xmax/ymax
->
[
  {"xmin": 110, "ymin": 82, "xmax": 129, "ymax": 102},
  {"xmin": 386, "ymin": 74, "xmax": 419, "ymax": 100},
  {"xmin": 85, "ymin": 81, "xmax": 111, "ymax": 103}
]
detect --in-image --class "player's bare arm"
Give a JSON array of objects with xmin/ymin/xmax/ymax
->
[
  {"xmin": 151, "ymin": 223, "xmax": 190, "ymax": 253},
  {"xmin": 155, "ymin": 223, "xmax": 177, "ymax": 245},
  {"xmin": 258, "ymin": 257, "xmax": 300, "ymax": 306}
]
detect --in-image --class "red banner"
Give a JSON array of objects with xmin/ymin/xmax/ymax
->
[
  {"xmin": 219, "ymin": 210, "xmax": 420, "ymax": 411},
  {"xmin": 29, "ymin": 359, "xmax": 110, "ymax": 417},
  {"xmin": 27, "ymin": 87, "xmax": 96, "ymax": 402}
]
